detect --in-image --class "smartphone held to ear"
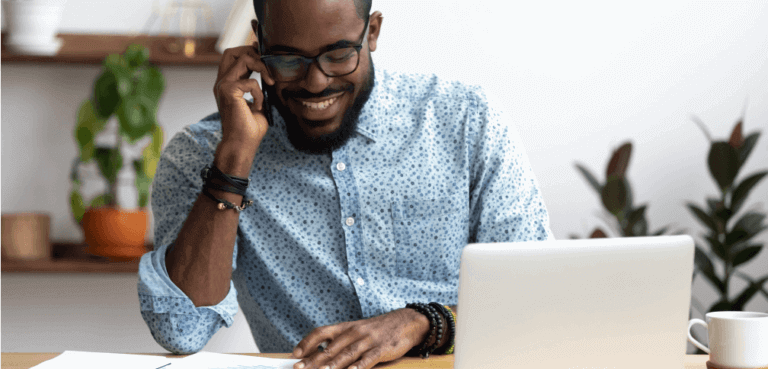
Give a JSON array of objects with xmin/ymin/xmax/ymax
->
[{"xmin": 260, "ymin": 75, "xmax": 274, "ymax": 127}]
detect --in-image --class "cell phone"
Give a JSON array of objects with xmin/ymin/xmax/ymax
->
[{"xmin": 261, "ymin": 75, "xmax": 274, "ymax": 127}]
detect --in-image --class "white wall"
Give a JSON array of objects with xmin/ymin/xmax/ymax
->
[{"xmin": 2, "ymin": 0, "xmax": 767, "ymax": 354}]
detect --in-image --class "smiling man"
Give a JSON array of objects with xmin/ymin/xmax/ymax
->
[{"xmin": 137, "ymin": 0, "xmax": 553, "ymax": 367}]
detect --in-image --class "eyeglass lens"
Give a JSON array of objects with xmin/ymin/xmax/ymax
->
[{"xmin": 265, "ymin": 47, "xmax": 360, "ymax": 82}]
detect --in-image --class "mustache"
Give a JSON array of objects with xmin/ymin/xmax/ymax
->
[{"xmin": 281, "ymin": 84, "xmax": 355, "ymax": 100}]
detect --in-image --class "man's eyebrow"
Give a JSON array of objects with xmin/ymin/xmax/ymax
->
[{"xmin": 267, "ymin": 39, "xmax": 358, "ymax": 55}]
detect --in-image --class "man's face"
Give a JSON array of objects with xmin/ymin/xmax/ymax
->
[{"xmin": 252, "ymin": 0, "xmax": 382, "ymax": 154}]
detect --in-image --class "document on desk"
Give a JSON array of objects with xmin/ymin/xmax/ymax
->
[
  {"xmin": 30, "ymin": 350, "xmax": 180, "ymax": 368},
  {"xmin": 172, "ymin": 351, "xmax": 301, "ymax": 369}
]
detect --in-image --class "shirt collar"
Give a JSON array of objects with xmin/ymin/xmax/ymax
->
[{"xmin": 267, "ymin": 67, "xmax": 386, "ymax": 152}]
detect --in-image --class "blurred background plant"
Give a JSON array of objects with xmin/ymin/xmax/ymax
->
[
  {"xmin": 571, "ymin": 141, "xmax": 674, "ymax": 239},
  {"xmin": 686, "ymin": 117, "xmax": 768, "ymax": 349},
  {"xmin": 69, "ymin": 44, "xmax": 165, "ymax": 224}
]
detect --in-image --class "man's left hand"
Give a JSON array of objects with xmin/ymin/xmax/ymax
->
[{"xmin": 291, "ymin": 308, "xmax": 429, "ymax": 369}]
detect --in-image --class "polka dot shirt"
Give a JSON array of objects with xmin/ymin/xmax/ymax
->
[{"xmin": 137, "ymin": 67, "xmax": 554, "ymax": 354}]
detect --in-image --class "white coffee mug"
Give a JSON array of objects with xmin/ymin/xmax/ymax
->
[{"xmin": 688, "ymin": 311, "xmax": 768, "ymax": 368}]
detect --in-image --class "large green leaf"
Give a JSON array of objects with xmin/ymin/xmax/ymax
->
[
  {"xmin": 738, "ymin": 132, "xmax": 760, "ymax": 167},
  {"xmin": 730, "ymin": 171, "xmax": 768, "ymax": 215},
  {"xmin": 116, "ymin": 96, "xmax": 155, "ymax": 142},
  {"xmin": 93, "ymin": 147, "xmax": 123, "ymax": 186},
  {"xmin": 732, "ymin": 245, "xmax": 762, "ymax": 268},
  {"xmin": 694, "ymin": 246, "xmax": 724, "ymax": 293},
  {"xmin": 74, "ymin": 100, "xmax": 108, "ymax": 162},
  {"xmin": 708, "ymin": 142, "xmax": 740, "ymax": 192},
  {"xmin": 103, "ymin": 54, "xmax": 132, "ymax": 98},
  {"xmin": 601, "ymin": 176, "xmax": 628, "ymax": 215},
  {"xmin": 575, "ymin": 164, "xmax": 602, "ymax": 195},
  {"xmin": 123, "ymin": 44, "xmax": 149, "ymax": 68},
  {"xmin": 141, "ymin": 124, "xmax": 164, "ymax": 179},
  {"xmin": 136, "ymin": 65, "xmax": 165, "ymax": 105},
  {"xmin": 93, "ymin": 71, "xmax": 121, "ymax": 118},
  {"xmin": 70, "ymin": 189, "xmax": 85, "ymax": 224},
  {"xmin": 606, "ymin": 142, "xmax": 632, "ymax": 179},
  {"xmin": 687, "ymin": 203, "xmax": 718, "ymax": 234},
  {"xmin": 726, "ymin": 212, "xmax": 767, "ymax": 246}
]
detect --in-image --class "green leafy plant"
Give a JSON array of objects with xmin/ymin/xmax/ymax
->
[
  {"xmin": 687, "ymin": 118, "xmax": 768, "ymax": 316},
  {"xmin": 572, "ymin": 141, "xmax": 672, "ymax": 238},
  {"xmin": 69, "ymin": 44, "xmax": 165, "ymax": 224}
]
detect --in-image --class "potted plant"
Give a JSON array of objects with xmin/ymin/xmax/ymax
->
[
  {"xmin": 572, "ymin": 141, "xmax": 675, "ymax": 238},
  {"xmin": 69, "ymin": 44, "xmax": 164, "ymax": 261},
  {"xmin": 686, "ymin": 117, "xmax": 768, "ymax": 352}
]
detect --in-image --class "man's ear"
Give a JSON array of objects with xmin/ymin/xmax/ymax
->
[{"xmin": 367, "ymin": 11, "xmax": 383, "ymax": 52}]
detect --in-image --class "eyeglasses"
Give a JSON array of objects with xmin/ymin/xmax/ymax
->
[{"xmin": 258, "ymin": 18, "xmax": 370, "ymax": 83}]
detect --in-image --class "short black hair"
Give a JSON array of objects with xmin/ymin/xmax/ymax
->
[{"xmin": 253, "ymin": 0, "xmax": 372, "ymax": 30}]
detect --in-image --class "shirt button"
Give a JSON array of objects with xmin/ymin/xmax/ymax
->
[
  {"xmin": 357, "ymin": 277, "xmax": 365, "ymax": 286},
  {"xmin": 336, "ymin": 162, "xmax": 346, "ymax": 171},
  {"xmin": 345, "ymin": 217, "xmax": 355, "ymax": 226}
]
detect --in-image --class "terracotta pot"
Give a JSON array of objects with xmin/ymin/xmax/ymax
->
[
  {"xmin": 1, "ymin": 212, "xmax": 51, "ymax": 260},
  {"xmin": 81, "ymin": 207, "xmax": 148, "ymax": 261}
]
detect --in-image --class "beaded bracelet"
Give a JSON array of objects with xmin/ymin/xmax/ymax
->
[
  {"xmin": 429, "ymin": 303, "xmax": 456, "ymax": 355},
  {"xmin": 405, "ymin": 302, "xmax": 445, "ymax": 359},
  {"xmin": 442, "ymin": 305, "xmax": 457, "ymax": 355}
]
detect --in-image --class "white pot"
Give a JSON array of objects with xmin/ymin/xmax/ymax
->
[{"xmin": 2, "ymin": 0, "xmax": 66, "ymax": 55}]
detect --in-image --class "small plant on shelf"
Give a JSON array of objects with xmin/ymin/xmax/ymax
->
[{"xmin": 69, "ymin": 44, "xmax": 165, "ymax": 260}]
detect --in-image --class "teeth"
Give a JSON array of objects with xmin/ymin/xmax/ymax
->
[{"xmin": 301, "ymin": 97, "xmax": 336, "ymax": 110}]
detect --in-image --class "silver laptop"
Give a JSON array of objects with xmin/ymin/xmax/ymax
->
[{"xmin": 454, "ymin": 235, "xmax": 695, "ymax": 369}]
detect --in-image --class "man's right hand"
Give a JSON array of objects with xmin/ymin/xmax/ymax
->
[{"xmin": 213, "ymin": 42, "xmax": 276, "ymax": 150}]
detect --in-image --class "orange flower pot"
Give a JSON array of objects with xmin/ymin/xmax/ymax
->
[{"xmin": 81, "ymin": 207, "xmax": 148, "ymax": 261}]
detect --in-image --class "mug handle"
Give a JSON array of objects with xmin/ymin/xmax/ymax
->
[{"xmin": 687, "ymin": 319, "xmax": 710, "ymax": 354}]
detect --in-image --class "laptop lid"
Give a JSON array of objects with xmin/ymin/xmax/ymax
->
[{"xmin": 454, "ymin": 235, "xmax": 695, "ymax": 369}]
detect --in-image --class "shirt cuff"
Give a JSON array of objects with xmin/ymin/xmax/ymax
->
[{"xmin": 137, "ymin": 242, "xmax": 239, "ymax": 327}]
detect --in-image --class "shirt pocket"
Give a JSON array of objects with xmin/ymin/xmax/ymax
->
[{"xmin": 390, "ymin": 191, "xmax": 469, "ymax": 281}]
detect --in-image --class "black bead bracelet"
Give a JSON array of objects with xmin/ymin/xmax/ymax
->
[
  {"xmin": 406, "ymin": 302, "xmax": 446, "ymax": 359},
  {"xmin": 429, "ymin": 303, "xmax": 456, "ymax": 355}
]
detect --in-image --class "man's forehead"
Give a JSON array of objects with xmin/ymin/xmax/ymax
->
[{"xmin": 262, "ymin": 0, "xmax": 361, "ymax": 40}]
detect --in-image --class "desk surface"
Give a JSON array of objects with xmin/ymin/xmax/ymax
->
[{"xmin": 2, "ymin": 353, "xmax": 709, "ymax": 369}]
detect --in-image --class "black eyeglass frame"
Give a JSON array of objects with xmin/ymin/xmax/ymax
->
[{"xmin": 257, "ymin": 16, "xmax": 370, "ymax": 82}]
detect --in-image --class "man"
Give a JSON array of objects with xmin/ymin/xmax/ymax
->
[{"xmin": 138, "ymin": 0, "xmax": 553, "ymax": 367}]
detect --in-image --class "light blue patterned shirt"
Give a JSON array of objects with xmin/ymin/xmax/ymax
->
[{"xmin": 137, "ymin": 67, "xmax": 554, "ymax": 354}]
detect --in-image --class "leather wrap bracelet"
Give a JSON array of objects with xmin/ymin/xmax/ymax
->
[{"xmin": 200, "ymin": 164, "xmax": 253, "ymax": 212}]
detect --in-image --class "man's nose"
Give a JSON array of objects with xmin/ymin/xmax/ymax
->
[{"xmin": 299, "ymin": 61, "xmax": 332, "ymax": 94}]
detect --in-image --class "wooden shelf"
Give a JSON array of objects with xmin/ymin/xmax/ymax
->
[
  {"xmin": 1, "ymin": 33, "xmax": 223, "ymax": 66},
  {"xmin": 1, "ymin": 242, "xmax": 153, "ymax": 273}
]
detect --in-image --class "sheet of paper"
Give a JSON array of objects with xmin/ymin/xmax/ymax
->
[
  {"xmin": 171, "ymin": 351, "xmax": 301, "ymax": 369},
  {"xmin": 31, "ymin": 350, "xmax": 179, "ymax": 369}
]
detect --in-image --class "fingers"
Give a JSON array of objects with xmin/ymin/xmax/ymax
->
[
  {"xmin": 296, "ymin": 333, "xmax": 372, "ymax": 369},
  {"xmin": 217, "ymin": 78, "xmax": 263, "ymax": 113},
  {"xmin": 217, "ymin": 44, "xmax": 275, "ymax": 86},
  {"xmin": 339, "ymin": 347, "xmax": 382, "ymax": 369},
  {"xmin": 293, "ymin": 325, "xmax": 343, "ymax": 361}
]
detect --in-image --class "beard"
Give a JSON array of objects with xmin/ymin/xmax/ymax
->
[{"xmin": 263, "ymin": 61, "xmax": 376, "ymax": 155}]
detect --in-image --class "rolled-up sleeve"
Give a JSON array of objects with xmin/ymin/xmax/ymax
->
[
  {"xmin": 137, "ymin": 127, "xmax": 240, "ymax": 354},
  {"xmin": 466, "ymin": 89, "xmax": 555, "ymax": 243}
]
